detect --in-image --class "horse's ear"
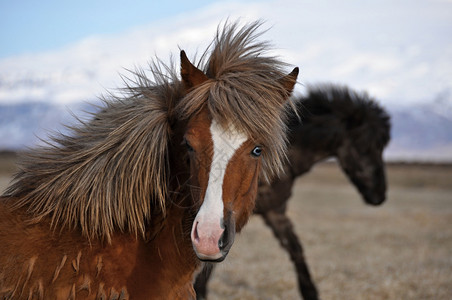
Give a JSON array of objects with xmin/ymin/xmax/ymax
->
[
  {"xmin": 278, "ymin": 67, "xmax": 299, "ymax": 97},
  {"xmin": 180, "ymin": 50, "xmax": 208, "ymax": 90}
]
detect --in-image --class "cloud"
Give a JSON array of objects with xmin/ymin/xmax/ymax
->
[{"xmin": 0, "ymin": 0, "xmax": 451, "ymax": 107}]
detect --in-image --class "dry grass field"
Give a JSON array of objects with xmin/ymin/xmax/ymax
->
[{"xmin": 0, "ymin": 152, "xmax": 451, "ymax": 299}]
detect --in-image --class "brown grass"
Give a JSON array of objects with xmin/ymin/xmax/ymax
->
[
  {"xmin": 1, "ymin": 154, "xmax": 451, "ymax": 299},
  {"xmin": 208, "ymin": 162, "xmax": 452, "ymax": 300}
]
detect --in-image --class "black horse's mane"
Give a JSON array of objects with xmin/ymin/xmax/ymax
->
[{"xmin": 290, "ymin": 84, "xmax": 391, "ymax": 151}]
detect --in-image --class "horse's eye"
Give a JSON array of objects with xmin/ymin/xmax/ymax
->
[
  {"xmin": 251, "ymin": 146, "xmax": 262, "ymax": 157},
  {"xmin": 185, "ymin": 140, "xmax": 194, "ymax": 153}
]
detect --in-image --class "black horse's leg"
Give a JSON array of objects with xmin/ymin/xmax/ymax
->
[
  {"xmin": 261, "ymin": 210, "xmax": 319, "ymax": 300},
  {"xmin": 194, "ymin": 262, "xmax": 214, "ymax": 300}
]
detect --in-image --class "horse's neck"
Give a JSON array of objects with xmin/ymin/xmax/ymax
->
[
  {"xmin": 287, "ymin": 145, "xmax": 333, "ymax": 177},
  {"xmin": 287, "ymin": 120, "xmax": 341, "ymax": 177},
  {"xmin": 128, "ymin": 203, "xmax": 198, "ymax": 299}
]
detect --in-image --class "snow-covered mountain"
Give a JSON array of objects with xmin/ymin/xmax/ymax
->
[
  {"xmin": 385, "ymin": 99, "xmax": 452, "ymax": 162},
  {"xmin": 1, "ymin": 97, "xmax": 451, "ymax": 162},
  {"xmin": 0, "ymin": 101, "xmax": 96, "ymax": 150}
]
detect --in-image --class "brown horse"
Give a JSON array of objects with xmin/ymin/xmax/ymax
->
[
  {"xmin": 0, "ymin": 22, "xmax": 298, "ymax": 299},
  {"xmin": 194, "ymin": 85, "xmax": 391, "ymax": 300}
]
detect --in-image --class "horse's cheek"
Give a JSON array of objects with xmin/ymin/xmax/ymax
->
[{"xmin": 233, "ymin": 159, "xmax": 260, "ymax": 231}]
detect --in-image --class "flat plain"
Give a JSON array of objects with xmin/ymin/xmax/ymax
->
[{"xmin": 0, "ymin": 152, "xmax": 451, "ymax": 299}]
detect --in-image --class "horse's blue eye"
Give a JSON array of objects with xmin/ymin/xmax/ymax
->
[{"xmin": 251, "ymin": 146, "xmax": 262, "ymax": 157}]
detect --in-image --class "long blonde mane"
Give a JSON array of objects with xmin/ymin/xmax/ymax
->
[{"xmin": 3, "ymin": 21, "xmax": 295, "ymax": 241}]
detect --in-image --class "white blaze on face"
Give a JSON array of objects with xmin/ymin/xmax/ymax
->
[{"xmin": 191, "ymin": 120, "xmax": 247, "ymax": 259}]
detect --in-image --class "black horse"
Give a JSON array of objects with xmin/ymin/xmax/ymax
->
[{"xmin": 194, "ymin": 84, "xmax": 391, "ymax": 300}]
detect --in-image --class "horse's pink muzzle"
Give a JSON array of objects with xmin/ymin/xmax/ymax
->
[{"xmin": 191, "ymin": 219, "xmax": 225, "ymax": 261}]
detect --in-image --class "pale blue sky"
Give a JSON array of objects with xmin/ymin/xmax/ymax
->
[{"xmin": 0, "ymin": 0, "xmax": 224, "ymax": 58}]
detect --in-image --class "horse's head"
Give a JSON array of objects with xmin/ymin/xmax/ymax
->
[
  {"xmin": 336, "ymin": 109, "xmax": 391, "ymax": 206},
  {"xmin": 179, "ymin": 51, "xmax": 298, "ymax": 261}
]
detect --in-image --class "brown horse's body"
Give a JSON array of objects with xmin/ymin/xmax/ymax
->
[
  {"xmin": 0, "ymin": 200, "xmax": 198, "ymax": 299},
  {"xmin": 0, "ymin": 22, "xmax": 298, "ymax": 299}
]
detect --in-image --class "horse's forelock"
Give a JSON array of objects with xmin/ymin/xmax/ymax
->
[{"xmin": 178, "ymin": 21, "xmax": 295, "ymax": 181}]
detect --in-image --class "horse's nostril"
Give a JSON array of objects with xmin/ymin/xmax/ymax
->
[
  {"xmin": 218, "ymin": 231, "xmax": 225, "ymax": 250},
  {"xmin": 218, "ymin": 226, "xmax": 230, "ymax": 251},
  {"xmin": 192, "ymin": 221, "xmax": 200, "ymax": 243}
]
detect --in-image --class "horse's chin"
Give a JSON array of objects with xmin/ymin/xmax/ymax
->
[{"xmin": 195, "ymin": 250, "xmax": 228, "ymax": 263}]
